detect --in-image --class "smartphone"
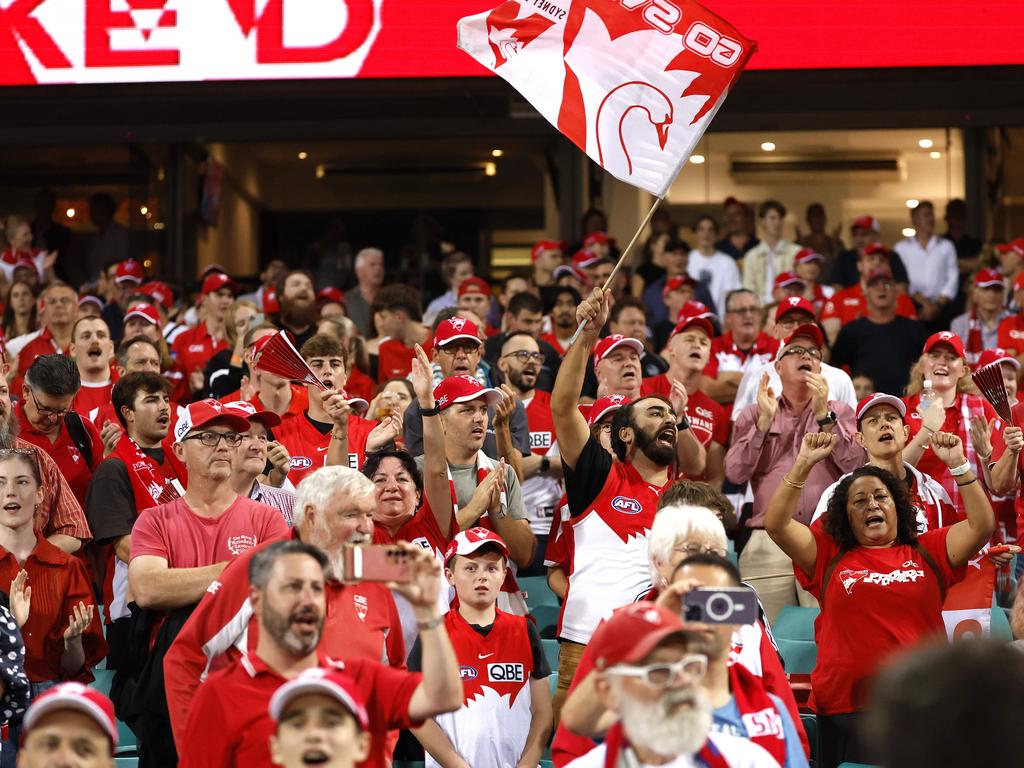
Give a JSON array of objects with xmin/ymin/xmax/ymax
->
[
  {"xmin": 683, "ymin": 586, "xmax": 758, "ymax": 625},
  {"xmin": 341, "ymin": 545, "xmax": 410, "ymax": 584}
]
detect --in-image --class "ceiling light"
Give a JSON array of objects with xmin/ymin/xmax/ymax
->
[
  {"xmin": 484, "ymin": 162, "xmax": 497, "ymax": 177},
  {"xmin": 690, "ymin": 154, "xmax": 705, "ymax": 164},
  {"xmin": 929, "ymin": 151, "xmax": 942, "ymax": 159},
  {"xmin": 902, "ymin": 227, "xmax": 916, "ymax": 237},
  {"xmin": 65, "ymin": 208, "xmax": 75, "ymax": 218},
  {"xmin": 143, "ymin": 259, "xmax": 153, "ymax": 268},
  {"xmin": 906, "ymin": 199, "xmax": 919, "ymax": 208},
  {"xmin": 140, "ymin": 205, "xmax": 148, "ymax": 215},
  {"xmin": 153, "ymin": 222, "xmax": 166, "ymax": 230},
  {"xmin": 760, "ymin": 141, "xmax": 776, "ymax": 152},
  {"xmin": 491, "ymin": 149, "xmax": 504, "ymax": 158},
  {"xmin": 297, "ymin": 151, "xmax": 308, "ymax": 160},
  {"xmin": 315, "ymin": 165, "xmax": 325, "ymax": 179},
  {"xmin": 918, "ymin": 139, "xmax": 933, "ymax": 149}
]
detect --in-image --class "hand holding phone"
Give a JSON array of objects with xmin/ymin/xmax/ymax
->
[{"xmin": 341, "ymin": 545, "xmax": 411, "ymax": 584}]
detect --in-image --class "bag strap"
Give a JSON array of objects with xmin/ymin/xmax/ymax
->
[
  {"xmin": 819, "ymin": 551, "xmax": 846, "ymax": 612},
  {"xmin": 912, "ymin": 541, "xmax": 948, "ymax": 602},
  {"xmin": 63, "ymin": 411, "xmax": 93, "ymax": 468}
]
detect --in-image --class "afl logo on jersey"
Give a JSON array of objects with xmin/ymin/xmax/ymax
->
[
  {"xmin": 611, "ymin": 496, "xmax": 642, "ymax": 514},
  {"xmin": 291, "ymin": 456, "xmax": 314, "ymax": 470},
  {"xmin": 459, "ymin": 666, "xmax": 478, "ymax": 680}
]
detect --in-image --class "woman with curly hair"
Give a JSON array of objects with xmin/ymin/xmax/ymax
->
[{"xmin": 765, "ymin": 430, "xmax": 994, "ymax": 768}]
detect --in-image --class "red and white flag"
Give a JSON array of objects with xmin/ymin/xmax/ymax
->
[{"xmin": 457, "ymin": 0, "xmax": 755, "ymax": 197}]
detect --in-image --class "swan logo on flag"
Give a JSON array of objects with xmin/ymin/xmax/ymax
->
[{"xmin": 457, "ymin": 0, "xmax": 755, "ymax": 197}]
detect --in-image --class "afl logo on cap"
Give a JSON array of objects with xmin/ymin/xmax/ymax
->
[{"xmin": 611, "ymin": 496, "xmax": 642, "ymax": 514}]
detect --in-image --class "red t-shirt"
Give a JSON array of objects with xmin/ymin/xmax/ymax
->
[
  {"xmin": 218, "ymin": 385, "xmax": 309, "ymax": 422},
  {"xmin": 820, "ymin": 283, "xmax": 918, "ymax": 326},
  {"xmin": 130, "ymin": 496, "xmax": 288, "ymax": 567},
  {"xmin": 372, "ymin": 505, "xmax": 452, "ymax": 559},
  {"xmin": 539, "ymin": 333, "xmax": 568, "ymax": 357},
  {"xmin": 346, "ymin": 366, "xmax": 377, "ymax": 402},
  {"xmin": 796, "ymin": 525, "xmax": 964, "ymax": 715},
  {"xmin": 377, "ymin": 337, "xmax": 433, "ymax": 382},
  {"xmin": 73, "ymin": 379, "xmax": 115, "ymax": 424},
  {"xmin": 16, "ymin": 403, "xmax": 103, "ymax": 506},
  {"xmin": 171, "ymin": 323, "xmax": 228, "ymax": 380},
  {"xmin": 16, "ymin": 328, "xmax": 67, "ymax": 379},
  {"xmin": 997, "ymin": 314, "xmax": 1024, "ymax": 354},
  {"xmin": 274, "ymin": 412, "xmax": 377, "ymax": 483},
  {"xmin": 179, "ymin": 654, "xmax": 422, "ymax": 768}
]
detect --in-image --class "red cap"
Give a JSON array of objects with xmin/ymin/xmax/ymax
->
[
  {"xmin": 531, "ymin": 240, "xmax": 564, "ymax": 262},
  {"xmin": 923, "ymin": 330, "xmax": 965, "ymax": 358},
  {"xmin": 583, "ymin": 231, "xmax": 613, "ymax": 248},
  {"xmin": 444, "ymin": 527, "xmax": 509, "ymax": 565},
  {"xmin": 457, "ymin": 276, "xmax": 491, "ymax": 298},
  {"xmin": 317, "ymin": 286, "xmax": 345, "ymax": 305},
  {"xmin": 433, "ymin": 317, "xmax": 482, "ymax": 348},
  {"xmin": 671, "ymin": 303, "xmax": 714, "ymax": 339},
  {"xmin": 590, "ymin": 603, "xmax": 695, "ymax": 670},
  {"xmin": 268, "ymin": 668, "xmax": 369, "ymax": 730},
  {"xmin": 433, "ymin": 374, "xmax": 501, "ymax": 412},
  {"xmin": 114, "ymin": 259, "xmax": 145, "ymax": 285},
  {"xmin": 223, "ymin": 399, "xmax": 282, "ymax": 429},
  {"xmin": 794, "ymin": 248, "xmax": 824, "ymax": 266},
  {"xmin": 592, "ymin": 334, "xmax": 644, "ymax": 367},
  {"xmin": 586, "ymin": 394, "xmax": 630, "ymax": 426},
  {"xmin": 974, "ymin": 268, "xmax": 1005, "ymax": 289},
  {"xmin": 997, "ymin": 239, "xmax": 1024, "ymax": 258},
  {"xmin": 12, "ymin": 256, "xmax": 38, "ymax": 275},
  {"xmin": 553, "ymin": 264, "xmax": 586, "ymax": 282},
  {"xmin": 571, "ymin": 250, "xmax": 601, "ymax": 270},
  {"xmin": 173, "ymin": 398, "xmax": 251, "ymax": 443},
  {"xmin": 139, "ymin": 281, "xmax": 173, "ymax": 310},
  {"xmin": 783, "ymin": 323, "xmax": 824, "ymax": 349},
  {"xmin": 852, "ymin": 215, "xmax": 880, "ymax": 233},
  {"xmin": 124, "ymin": 302, "xmax": 161, "ymax": 328},
  {"xmin": 855, "ymin": 393, "xmax": 907, "ymax": 422},
  {"xmin": 201, "ymin": 272, "xmax": 239, "ymax": 296},
  {"xmin": 774, "ymin": 296, "xmax": 815, "ymax": 323},
  {"xmin": 862, "ymin": 242, "xmax": 891, "ymax": 259},
  {"xmin": 24, "ymin": 682, "xmax": 118, "ymax": 748},
  {"xmin": 78, "ymin": 294, "xmax": 104, "ymax": 312},
  {"xmin": 662, "ymin": 274, "xmax": 698, "ymax": 298},
  {"xmin": 773, "ymin": 271, "xmax": 805, "ymax": 291},
  {"xmin": 264, "ymin": 286, "xmax": 280, "ymax": 314},
  {"xmin": 865, "ymin": 266, "xmax": 894, "ymax": 284},
  {"xmin": 977, "ymin": 347, "xmax": 1021, "ymax": 371}
]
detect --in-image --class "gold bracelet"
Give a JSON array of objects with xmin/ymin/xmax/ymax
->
[{"xmin": 782, "ymin": 475, "xmax": 805, "ymax": 490}]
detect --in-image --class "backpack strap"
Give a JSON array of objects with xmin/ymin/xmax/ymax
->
[
  {"xmin": 819, "ymin": 551, "xmax": 846, "ymax": 612},
  {"xmin": 63, "ymin": 411, "xmax": 93, "ymax": 468},
  {"xmin": 912, "ymin": 541, "xmax": 948, "ymax": 602}
]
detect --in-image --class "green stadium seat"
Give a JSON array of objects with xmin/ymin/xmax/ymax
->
[
  {"xmin": 91, "ymin": 668, "xmax": 115, "ymax": 697},
  {"xmin": 836, "ymin": 764, "xmax": 879, "ymax": 768},
  {"xmin": 520, "ymin": 575, "xmax": 559, "ymax": 609},
  {"xmin": 771, "ymin": 606, "xmax": 818, "ymax": 642},
  {"xmin": 776, "ymin": 638, "xmax": 817, "ymax": 674},
  {"xmin": 531, "ymin": 604, "xmax": 560, "ymax": 639},
  {"xmin": 548, "ymin": 673, "xmax": 558, "ymax": 698},
  {"xmin": 540, "ymin": 761, "xmax": 554, "ymax": 768},
  {"xmin": 116, "ymin": 718, "xmax": 137, "ymax": 753},
  {"xmin": 799, "ymin": 713, "xmax": 817, "ymax": 763},
  {"xmin": 541, "ymin": 638, "xmax": 560, "ymax": 673},
  {"xmin": 115, "ymin": 758, "xmax": 139, "ymax": 768},
  {"xmin": 392, "ymin": 762, "xmax": 425, "ymax": 768},
  {"xmin": 992, "ymin": 602, "xmax": 1013, "ymax": 641}
]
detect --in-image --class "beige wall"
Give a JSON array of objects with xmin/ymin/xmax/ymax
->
[{"xmin": 196, "ymin": 143, "xmax": 264, "ymax": 277}]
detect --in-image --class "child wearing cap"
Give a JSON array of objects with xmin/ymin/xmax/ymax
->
[{"xmin": 410, "ymin": 528, "xmax": 551, "ymax": 768}]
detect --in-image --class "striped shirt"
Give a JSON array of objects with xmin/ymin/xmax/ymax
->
[{"xmin": 249, "ymin": 481, "xmax": 296, "ymax": 527}]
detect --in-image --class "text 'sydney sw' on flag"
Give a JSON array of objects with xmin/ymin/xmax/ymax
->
[{"xmin": 457, "ymin": 0, "xmax": 756, "ymax": 197}]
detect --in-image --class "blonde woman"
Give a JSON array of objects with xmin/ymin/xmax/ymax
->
[{"xmin": 201, "ymin": 299, "xmax": 259, "ymax": 398}]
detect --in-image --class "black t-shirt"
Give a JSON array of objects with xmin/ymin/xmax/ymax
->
[
  {"xmin": 407, "ymin": 616, "xmax": 550, "ymax": 679},
  {"xmin": 84, "ymin": 447, "xmax": 168, "ymax": 544},
  {"xmin": 831, "ymin": 316, "xmax": 930, "ymax": 395},
  {"xmin": 204, "ymin": 348, "xmax": 242, "ymax": 399},
  {"xmin": 563, "ymin": 435, "xmax": 613, "ymax": 518}
]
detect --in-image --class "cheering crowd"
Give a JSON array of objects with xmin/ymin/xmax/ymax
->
[{"xmin": 0, "ymin": 195, "xmax": 1022, "ymax": 768}]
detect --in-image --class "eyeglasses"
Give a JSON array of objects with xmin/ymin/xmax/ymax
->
[
  {"xmin": 673, "ymin": 542, "xmax": 728, "ymax": 558},
  {"xmin": 437, "ymin": 343, "xmax": 480, "ymax": 357},
  {"xmin": 780, "ymin": 345, "xmax": 822, "ymax": 361},
  {"xmin": 183, "ymin": 431, "xmax": 243, "ymax": 447},
  {"xmin": 502, "ymin": 351, "xmax": 544, "ymax": 364},
  {"xmin": 44, "ymin": 297, "xmax": 74, "ymax": 306},
  {"xmin": 604, "ymin": 654, "xmax": 708, "ymax": 689},
  {"xmin": 25, "ymin": 389, "xmax": 69, "ymax": 420}
]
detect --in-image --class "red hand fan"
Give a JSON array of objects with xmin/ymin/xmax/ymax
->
[
  {"xmin": 972, "ymin": 361, "xmax": 1013, "ymax": 421},
  {"xmin": 250, "ymin": 331, "xmax": 326, "ymax": 390}
]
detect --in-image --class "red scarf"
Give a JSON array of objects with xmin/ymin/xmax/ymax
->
[
  {"xmin": 112, "ymin": 433, "xmax": 180, "ymax": 512},
  {"xmin": 728, "ymin": 662, "xmax": 787, "ymax": 765},
  {"xmin": 601, "ymin": 721, "xmax": 729, "ymax": 768},
  {"xmin": 965, "ymin": 309, "xmax": 984, "ymax": 366}
]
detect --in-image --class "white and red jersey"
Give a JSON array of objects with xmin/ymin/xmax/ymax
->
[
  {"xmin": 820, "ymin": 284, "xmax": 918, "ymax": 327},
  {"xmin": 704, "ymin": 332, "xmax": 778, "ymax": 382},
  {"xmin": 521, "ymin": 390, "xmax": 562, "ymax": 536},
  {"xmin": 274, "ymin": 412, "xmax": 377, "ymax": 483},
  {"xmin": 0, "ymin": 248, "xmax": 44, "ymax": 282},
  {"xmin": 430, "ymin": 610, "xmax": 535, "ymax": 768},
  {"xmin": 73, "ymin": 378, "xmax": 115, "ymax": 424}
]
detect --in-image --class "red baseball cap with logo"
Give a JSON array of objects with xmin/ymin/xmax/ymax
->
[
  {"xmin": 590, "ymin": 603, "xmax": 697, "ymax": 671},
  {"xmin": 855, "ymin": 393, "xmax": 907, "ymax": 422},
  {"xmin": 974, "ymin": 268, "xmax": 1005, "ymax": 289},
  {"xmin": 794, "ymin": 248, "xmax": 824, "ymax": 266},
  {"xmin": 201, "ymin": 272, "xmax": 239, "ymax": 296},
  {"xmin": 173, "ymin": 398, "xmax": 251, "ymax": 443},
  {"xmin": 269, "ymin": 668, "xmax": 369, "ymax": 731},
  {"xmin": 444, "ymin": 527, "xmax": 510, "ymax": 565},
  {"xmin": 997, "ymin": 239, "xmax": 1024, "ymax": 258},
  {"xmin": 662, "ymin": 274, "xmax": 698, "ymax": 298},
  {"xmin": 317, "ymin": 286, "xmax": 345, "ymax": 305},
  {"xmin": 865, "ymin": 266, "xmax": 895, "ymax": 284},
  {"xmin": 774, "ymin": 296, "xmax": 815, "ymax": 323},
  {"xmin": 584, "ymin": 232, "xmax": 613, "ymax": 248},
  {"xmin": 571, "ymin": 250, "xmax": 601, "ymax": 270},
  {"xmin": 977, "ymin": 347, "xmax": 1020, "ymax": 371},
  {"xmin": 139, "ymin": 280, "xmax": 173, "ymax": 310},
  {"xmin": 923, "ymin": 330, "xmax": 965, "ymax": 358},
  {"xmin": 114, "ymin": 259, "xmax": 145, "ymax": 285},
  {"xmin": 852, "ymin": 215, "xmax": 880, "ymax": 233},
  {"xmin": 457, "ymin": 276, "xmax": 491, "ymax": 298},
  {"xmin": 224, "ymin": 399, "xmax": 282, "ymax": 429},
  {"xmin": 585, "ymin": 394, "xmax": 631, "ymax": 426},
  {"xmin": 783, "ymin": 323, "xmax": 825, "ymax": 350},
  {"xmin": 670, "ymin": 303, "xmax": 714, "ymax": 339},
  {"xmin": 124, "ymin": 302, "xmax": 161, "ymax": 328},
  {"xmin": 433, "ymin": 317, "xmax": 482, "ymax": 348},
  {"xmin": 773, "ymin": 271, "xmax": 806, "ymax": 291},
  {"xmin": 433, "ymin": 375, "xmax": 501, "ymax": 412},
  {"xmin": 592, "ymin": 334, "xmax": 644, "ymax": 367},
  {"xmin": 531, "ymin": 240, "xmax": 564, "ymax": 261},
  {"xmin": 862, "ymin": 242, "xmax": 891, "ymax": 259},
  {"xmin": 23, "ymin": 682, "xmax": 118, "ymax": 749}
]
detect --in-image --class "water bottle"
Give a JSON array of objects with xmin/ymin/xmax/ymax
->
[{"xmin": 920, "ymin": 379, "xmax": 937, "ymax": 412}]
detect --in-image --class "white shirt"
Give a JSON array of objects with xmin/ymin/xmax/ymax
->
[
  {"xmin": 731, "ymin": 359, "xmax": 857, "ymax": 421},
  {"xmin": 893, "ymin": 235, "xmax": 958, "ymax": 301},
  {"xmin": 565, "ymin": 731, "xmax": 777, "ymax": 767},
  {"xmin": 687, "ymin": 249, "xmax": 742, "ymax": 316}
]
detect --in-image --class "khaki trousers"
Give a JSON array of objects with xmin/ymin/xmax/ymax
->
[{"xmin": 552, "ymin": 639, "xmax": 587, "ymax": 728}]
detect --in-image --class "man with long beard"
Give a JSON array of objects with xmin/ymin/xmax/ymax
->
[
  {"xmin": 277, "ymin": 270, "xmax": 319, "ymax": 349},
  {"xmin": 178, "ymin": 536, "xmax": 462, "ymax": 768}
]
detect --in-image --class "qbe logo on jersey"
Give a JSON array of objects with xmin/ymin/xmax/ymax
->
[{"xmin": 488, "ymin": 662, "xmax": 524, "ymax": 683}]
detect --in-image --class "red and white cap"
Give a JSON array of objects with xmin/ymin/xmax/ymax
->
[
  {"xmin": 974, "ymin": 268, "xmax": 1005, "ymax": 289},
  {"xmin": 23, "ymin": 682, "xmax": 118, "ymax": 748},
  {"xmin": 851, "ymin": 215, "xmax": 880, "ymax": 233},
  {"xmin": 662, "ymin": 274, "xmax": 698, "ymax": 298},
  {"xmin": 923, "ymin": 330, "xmax": 965, "ymax": 358},
  {"xmin": 201, "ymin": 272, "xmax": 239, "ymax": 296},
  {"xmin": 553, "ymin": 264, "xmax": 586, "ymax": 282},
  {"xmin": 124, "ymin": 302, "xmax": 161, "ymax": 328},
  {"xmin": 443, "ymin": 527, "xmax": 509, "ymax": 565},
  {"xmin": 531, "ymin": 240, "xmax": 564, "ymax": 261},
  {"xmin": 317, "ymin": 286, "xmax": 345, "ymax": 305},
  {"xmin": 977, "ymin": 347, "xmax": 1020, "ymax": 371},
  {"xmin": 173, "ymin": 398, "xmax": 251, "ymax": 443},
  {"xmin": 583, "ymin": 231, "xmax": 613, "ymax": 248},
  {"xmin": 996, "ymin": 239, "xmax": 1024, "ymax": 257},
  {"xmin": 670, "ymin": 303, "xmax": 714, "ymax": 338},
  {"xmin": 794, "ymin": 248, "xmax": 824, "ymax": 266},
  {"xmin": 12, "ymin": 256, "xmax": 38, "ymax": 275},
  {"xmin": 592, "ymin": 334, "xmax": 644, "ymax": 367},
  {"xmin": 855, "ymin": 393, "xmax": 907, "ymax": 422},
  {"xmin": 862, "ymin": 242, "xmax": 891, "ymax": 259},
  {"xmin": 340, "ymin": 388, "xmax": 369, "ymax": 415},
  {"xmin": 115, "ymin": 258, "xmax": 145, "ymax": 285},
  {"xmin": 139, "ymin": 281, "xmax": 173, "ymax": 310},
  {"xmin": 783, "ymin": 323, "xmax": 824, "ymax": 350},
  {"xmin": 571, "ymin": 250, "xmax": 601, "ymax": 270},
  {"xmin": 433, "ymin": 316, "xmax": 482, "ymax": 348},
  {"xmin": 773, "ymin": 271, "xmax": 805, "ymax": 290},
  {"xmin": 224, "ymin": 399, "xmax": 282, "ymax": 429},
  {"xmin": 591, "ymin": 603, "xmax": 695, "ymax": 671},
  {"xmin": 774, "ymin": 296, "xmax": 815, "ymax": 323},
  {"xmin": 433, "ymin": 375, "xmax": 501, "ymax": 412},
  {"xmin": 78, "ymin": 294, "xmax": 104, "ymax": 312},
  {"xmin": 585, "ymin": 394, "xmax": 630, "ymax": 426},
  {"xmin": 457, "ymin": 276, "xmax": 491, "ymax": 297},
  {"xmin": 268, "ymin": 668, "xmax": 369, "ymax": 731}
]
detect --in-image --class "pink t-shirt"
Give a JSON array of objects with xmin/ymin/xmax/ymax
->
[{"xmin": 131, "ymin": 495, "xmax": 289, "ymax": 568}]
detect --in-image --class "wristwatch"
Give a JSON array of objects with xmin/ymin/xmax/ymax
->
[
  {"xmin": 816, "ymin": 410, "xmax": 837, "ymax": 427},
  {"xmin": 539, "ymin": 457, "xmax": 551, "ymax": 473},
  {"xmin": 421, "ymin": 404, "xmax": 441, "ymax": 417},
  {"xmin": 676, "ymin": 415, "xmax": 691, "ymax": 431}
]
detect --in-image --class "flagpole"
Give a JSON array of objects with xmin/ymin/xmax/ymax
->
[{"xmin": 566, "ymin": 195, "xmax": 664, "ymax": 349}]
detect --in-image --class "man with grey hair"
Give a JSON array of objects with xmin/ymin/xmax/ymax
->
[
  {"xmin": 164, "ymin": 465, "xmax": 412, "ymax": 750},
  {"xmin": 344, "ymin": 247, "xmax": 385, "ymax": 336}
]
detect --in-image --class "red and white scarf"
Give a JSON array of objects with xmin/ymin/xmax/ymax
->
[
  {"xmin": 729, "ymin": 663, "xmax": 787, "ymax": 766},
  {"xmin": 965, "ymin": 310, "xmax": 984, "ymax": 366},
  {"xmin": 941, "ymin": 394, "xmax": 989, "ymax": 518},
  {"xmin": 111, "ymin": 432, "xmax": 180, "ymax": 511}
]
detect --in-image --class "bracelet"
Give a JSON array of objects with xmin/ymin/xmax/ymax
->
[
  {"xmin": 949, "ymin": 461, "xmax": 972, "ymax": 477},
  {"xmin": 782, "ymin": 475, "xmax": 805, "ymax": 490},
  {"xmin": 421, "ymin": 405, "xmax": 441, "ymax": 417},
  {"xmin": 956, "ymin": 476, "xmax": 978, "ymax": 487},
  {"xmin": 416, "ymin": 616, "xmax": 443, "ymax": 631},
  {"xmin": 331, "ymin": 432, "xmax": 347, "ymax": 441}
]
